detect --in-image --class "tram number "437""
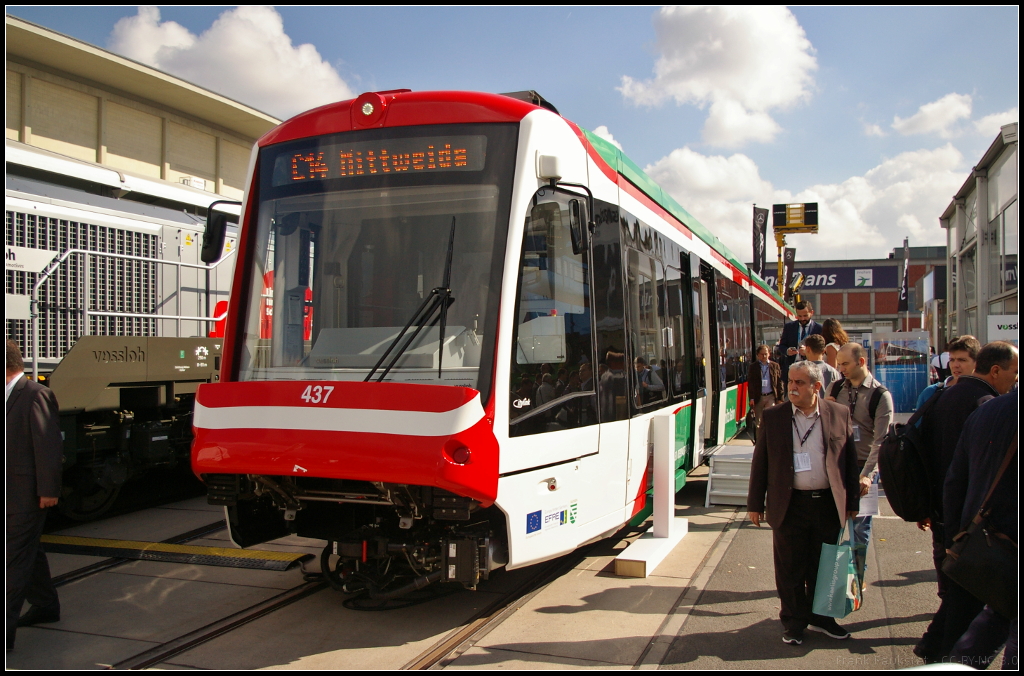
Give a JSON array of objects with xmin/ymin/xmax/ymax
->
[{"xmin": 299, "ymin": 385, "xmax": 335, "ymax": 404}]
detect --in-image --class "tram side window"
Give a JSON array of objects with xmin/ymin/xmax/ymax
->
[
  {"xmin": 715, "ymin": 274, "xmax": 750, "ymax": 387},
  {"xmin": 627, "ymin": 248, "xmax": 667, "ymax": 409},
  {"xmin": 753, "ymin": 296, "xmax": 784, "ymax": 356},
  {"xmin": 509, "ymin": 189, "xmax": 596, "ymax": 436},
  {"xmin": 591, "ymin": 201, "xmax": 629, "ymax": 423},
  {"xmin": 663, "ymin": 265, "xmax": 693, "ymax": 399}
]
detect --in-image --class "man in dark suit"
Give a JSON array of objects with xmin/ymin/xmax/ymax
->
[
  {"xmin": 915, "ymin": 341, "xmax": 1018, "ymax": 662},
  {"xmin": 778, "ymin": 300, "xmax": 823, "ymax": 382},
  {"xmin": 943, "ymin": 389, "xmax": 1017, "ymax": 669},
  {"xmin": 6, "ymin": 340, "xmax": 63, "ymax": 652},
  {"xmin": 747, "ymin": 360, "xmax": 860, "ymax": 646},
  {"xmin": 747, "ymin": 344, "xmax": 784, "ymax": 440}
]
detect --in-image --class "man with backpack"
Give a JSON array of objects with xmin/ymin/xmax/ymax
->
[
  {"xmin": 915, "ymin": 335, "xmax": 979, "ymax": 411},
  {"xmin": 829, "ymin": 342, "xmax": 893, "ymax": 584},
  {"xmin": 914, "ymin": 341, "xmax": 1018, "ymax": 663}
]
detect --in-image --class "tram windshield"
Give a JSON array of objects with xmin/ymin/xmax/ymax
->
[{"xmin": 237, "ymin": 124, "xmax": 517, "ymax": 399}]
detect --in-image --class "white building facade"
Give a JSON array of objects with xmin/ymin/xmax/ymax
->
[{"xmin": 939, "ymin": 123, "xmax": 1018, "ymax": 345}]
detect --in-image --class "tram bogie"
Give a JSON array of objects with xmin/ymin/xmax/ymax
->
[{"xmin": 207, "ymin": 472, "xmax": 507, "ymax": 592}]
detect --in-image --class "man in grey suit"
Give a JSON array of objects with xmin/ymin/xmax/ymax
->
[
  {"xmin": 6, "ymin": 340, "xmax": 63, "ymax": 652},
  {"xmin": 747, "ymin": 360, "xmax": 860, "ymax": 646}
]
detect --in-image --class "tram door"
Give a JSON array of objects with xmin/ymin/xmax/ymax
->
[{"xmin": 693, "ymin": 263, "xmax": 717, "ymax": 464}]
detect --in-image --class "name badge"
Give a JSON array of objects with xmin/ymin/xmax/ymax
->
[
  {"xmin": 762, "ymin": 377, "xmax": 770, "ymax": 390},
  {"xmin": 794, "ymin": 452, "xmax": 812, "ymax": 473},
  {"xmin": 852, "ymin": 425, "xmax": 861, "ymax": 442}
]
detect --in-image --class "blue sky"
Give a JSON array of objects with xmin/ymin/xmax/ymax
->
[{"xmin": 8, "ymin": 6, "xmax": 1019, "ymax": 261}]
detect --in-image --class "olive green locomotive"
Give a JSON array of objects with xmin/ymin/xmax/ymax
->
[{"xmin": 45, "ymin": 336, "xmax": 222, "ymax": 520}]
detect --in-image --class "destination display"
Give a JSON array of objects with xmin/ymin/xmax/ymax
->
[{"xmin": 272, "ymin": 135, "xmax": 487, "ymax": 186}]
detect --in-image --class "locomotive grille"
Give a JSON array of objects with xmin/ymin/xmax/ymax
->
[{"xmin": 6, "ymin": 210, "xmax": 158, "ymax": 361}]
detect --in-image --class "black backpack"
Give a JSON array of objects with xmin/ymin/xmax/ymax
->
[{"xmin": 876, "ymin": 384, "xmax": 944, "ymax": 522}]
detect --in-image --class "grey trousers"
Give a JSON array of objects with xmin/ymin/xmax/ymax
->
[
  {"xmin": 6, "ymin": 509, "xmax": 59, "ymax": 646},
  {"xmin": 751, "ymin": 393, "xmax": 777, "ymax": 440}
]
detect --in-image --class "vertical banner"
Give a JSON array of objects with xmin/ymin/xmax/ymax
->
[
  {"xmin": 783, "ymin": 247, "xmax": 796, "ymax": 301},
  {"xmin": 752, "ymin": 207, "xmax": 768, "ymax": 277},
  {"xmin": 897, "ymin": 238, "xmax": 910, "ymax": 314}
]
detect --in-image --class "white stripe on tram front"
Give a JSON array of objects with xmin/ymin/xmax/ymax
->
[{"xmin": 193, "ymin": 394, "xmax": 485, "ymax": 437}]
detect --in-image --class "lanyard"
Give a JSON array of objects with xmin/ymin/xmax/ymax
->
[
  {"xmin": 793, "ymin": 415, "xmax": 819, "ymax": 448},
  {"xmin": 847, "ymin": 384, "xmax": 859, "ymax": 413}
]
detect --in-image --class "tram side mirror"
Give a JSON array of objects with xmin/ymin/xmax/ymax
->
[
  {"xmin": 569, "ymin": 199, "xmax": 587, "ymax": 255},
  {"xmin": 201, "ymin": 203, "xmax": 239, "ymax": 264}
]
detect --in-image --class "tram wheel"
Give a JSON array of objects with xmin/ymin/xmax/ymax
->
[
  {"xmin": 320, "ymin": 542, "xmax": 356, "ymax": 592},
  {"xmin": 58, "ymin": 479, "xmax": 121, "ymax": 521}
]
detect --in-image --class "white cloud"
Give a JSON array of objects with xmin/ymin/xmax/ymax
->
[
  {"xmin": 646, "ymin": 144, "xmax": 964, "ymax": 261},
  {"xmin": 591, "ymin": 125, "xmax": 623, "ymax": 150},
  {"xmin": 109, "ymin": 6, "xmax": 354, "ymax": 119},
  {"xmin": 619, "ymin": 6, "xmax": 817, "ymax": 147},
  {"xmin": 862, "ymin": 122, "xmax": 886, "ymax": 137},
  {"xmin": 892, "ymin": 93, "xmax": 972, "ymax": 138},
  {"xmin": 973, "ymin": 107, "xmax": 1018, "ymax": 136}
]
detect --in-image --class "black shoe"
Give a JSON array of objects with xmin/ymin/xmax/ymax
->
[
  {"xmin": 808, "ymin": 618, "xmax": 850, "ymax": 639},
  {"xmin": 782, "ymin": 629, "xmax": 804, "ymax": 645},
  {"xmin": 16, "ymin": 605, "xmax": 60, "ymax": 627}
]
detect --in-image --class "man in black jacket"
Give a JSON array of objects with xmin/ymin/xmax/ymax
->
[
  {"xmin": 915, "ymin": 341, "xmax": 1018, "ymax": 662},
  {"xmin": 6, "ymin": 340, "xmax": 64, "ymax": 652},
  {"xmin": 943, "ymin": 390, "xmax": 1017, "ymax": 669}
]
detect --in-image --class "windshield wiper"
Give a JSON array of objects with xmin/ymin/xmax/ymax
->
[{"xmin": 364, "ymin": 217, "xmax": 457, "ymax": 382}]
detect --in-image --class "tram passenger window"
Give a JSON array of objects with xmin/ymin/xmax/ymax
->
[
  {"xmin": 627, "ymin": 249, "xmax": 666, "ymax": 409},
  {"xmin": 509, "ymin": 188, "xmax": 596, "ymax": 436},
  {"xmin": 663, "ymin": 265, "xmax": 693, "ymax": 399}
]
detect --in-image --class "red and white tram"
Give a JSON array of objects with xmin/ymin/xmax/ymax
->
[{"xmin": 192, "ymin": 90, "xmax": 792, "ymax": 597}]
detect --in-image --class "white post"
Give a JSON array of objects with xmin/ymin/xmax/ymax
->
[
  {"xmin": 652, "ymin": 411, "xmax": 675, "ymax": 538},
  {"xmin": 614, "ymin": 411, "xmax": 689, "ymax": 577}
]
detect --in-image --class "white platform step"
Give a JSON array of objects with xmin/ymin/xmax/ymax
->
[{"xmin": 705, "ymin": 444, "xmax": 754, "ymax": 507}]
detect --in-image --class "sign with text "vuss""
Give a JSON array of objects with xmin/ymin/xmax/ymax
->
[{"xmin": 772, "ymin": 203, "xmax": 819, "ymax": 234}]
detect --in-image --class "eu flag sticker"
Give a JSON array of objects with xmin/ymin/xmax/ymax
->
[{"xmin": 526, "ymin": 510, "xmax": 542, "ymax": 534}]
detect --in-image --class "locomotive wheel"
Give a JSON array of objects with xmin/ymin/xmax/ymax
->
[{"xmin": 58, "ymin": 477, "xmax": 121, "ymax": 521}]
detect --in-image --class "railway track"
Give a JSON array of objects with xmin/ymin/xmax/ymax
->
[
  {"xmin": 99, "ymin": 532, "xmax": 607, "ymax": 670},
  {"xmin": 111, "ymin": 579, "xmax": 328, "ymax": 669},
  {"xmin": 403, "ymin": 542, "xmax": 598, "ymax": 670},
  {"xmin": 51, "ymin": 520, "xmax": 226, "ymax": 587}
]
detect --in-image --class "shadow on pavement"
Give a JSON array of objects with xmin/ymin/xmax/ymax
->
[
  {"xmin": 872, "ymin": 569, "xmax": 934, "ymax": 587},
  {"xmin": 662, "ymin": 618, "xmax": 926, "ymax": 667}
]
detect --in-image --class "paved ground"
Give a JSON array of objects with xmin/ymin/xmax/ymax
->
[
  {"xmin": 659, "ymin": 502, "xmax": 939, "ymax": 669},
  {"xmin": 445, "ymin": 448, "xmax": 958, "ymax": 670},
  {"xmin": 9, "ymin": 441, "xmax": 973, "ymax": 670}
]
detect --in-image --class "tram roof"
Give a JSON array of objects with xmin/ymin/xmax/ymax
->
[
  {"xmin": 580, "ymin": 128, "xmax": 791, "ymax": 313},
  {"xmin": 256, "ymin": 88, "xmax": 791, "ymax": 314}
]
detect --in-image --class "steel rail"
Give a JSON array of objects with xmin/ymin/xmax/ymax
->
[
  {"xmin": 402, "ymin": 539, "xmax": 603, "ymax": 670},
  {"xmin": 112, "ymin": 580, "xmax": 328, "ymax": 670}
]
